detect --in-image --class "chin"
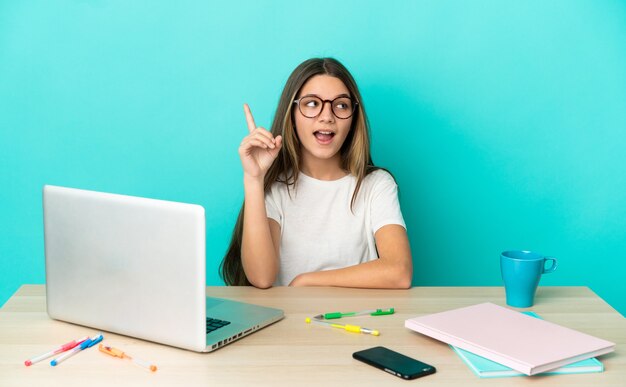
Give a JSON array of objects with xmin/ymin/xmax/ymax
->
[{"xmin": 308, "ymin": 148, "xmax": 340, "ymax": 160}]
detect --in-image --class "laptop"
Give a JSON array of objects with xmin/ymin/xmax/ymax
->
[{"xmin": 43, "ymin": 185, "xmax": 284, "ymax": 352}]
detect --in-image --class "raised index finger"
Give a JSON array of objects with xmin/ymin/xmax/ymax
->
[{"xmin": 243, "ymin": 103, "xmax": 257, "ymax": 133}]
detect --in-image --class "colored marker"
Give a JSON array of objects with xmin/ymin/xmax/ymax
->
[
  {"xmin": 305, "ymin": 317, "xmax": 380, "ymax": 336},
  {"xmin": 50, "ymin": 334, "xmax": 104, "ymax": 366},
  {"xmin": 24, "ymin": 336, "xmax": 89, "ymax": 366},
  {"xmin": 99, "ymin": 344, "xmax": 157, "ymax": 372},
  {"xmin": 319, "ymin": 308, "xmax": 395, "ymax": 320}
]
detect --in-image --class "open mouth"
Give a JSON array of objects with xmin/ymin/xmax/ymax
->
[{"xmin": 314, "ymin": 130, "xmax": 335, "ymax": 143}]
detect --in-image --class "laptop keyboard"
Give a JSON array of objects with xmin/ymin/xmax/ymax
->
[{"xmin": 206, "ymin": 317, "xmax": 231, "ymax": 334}]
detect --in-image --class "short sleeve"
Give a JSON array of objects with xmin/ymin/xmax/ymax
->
[
  {"xmin": 370, "ymin": 171, "xmax": 406, "ymax": 233},
  {"xmin": 265, "ymin": 187, "xmax": 282, "ymax": 226}
]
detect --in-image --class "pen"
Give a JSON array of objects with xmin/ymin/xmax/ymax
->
[
  {"xmin": 50, "ymin": 334, "xmax": 104, "ymax": 366},
  {"xmin": 24, "ymin": 336, "xmax": 89, "ymax": 366},
  {"xmin": 98, "ymin": 344, "xmax": 157, "ymax": 372},
  {"xmin": 319, "ymin": 308, "xmax": 395, "ymax": 320},
  {"xmin": 305, "ymin": 317, "xmax": 380, "ymax": 336}
]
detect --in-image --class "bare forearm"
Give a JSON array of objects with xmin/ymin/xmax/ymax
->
[
  {"xmin": 241, "ymin": 176, "xmax": 278, "ymax": 288},
  {"xmin": 290, "ymin": 258, "xmax": 412, "ymax": 289}
]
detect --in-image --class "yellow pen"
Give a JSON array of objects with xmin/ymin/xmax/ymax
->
[
  {"xmin": 98, "ymin": 344, "xmax": 157, "ymax": 372},
  {"xmin": 305, "ymin": 317, "xmax": 380, "ymax": 336}
]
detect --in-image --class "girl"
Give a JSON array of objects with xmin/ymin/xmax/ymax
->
[{"xmin": 221, "ymin": 58, "xmax": 412, "ymax": 289}]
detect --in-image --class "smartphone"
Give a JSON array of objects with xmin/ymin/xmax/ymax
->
[{"xmin": 353, "ymin": 346, "xmax": 436, "ymax": 380}]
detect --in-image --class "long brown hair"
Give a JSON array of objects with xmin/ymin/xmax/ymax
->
[{"xmin": 220, "ymin": 57, "xmax": 381, "ymax": 285}]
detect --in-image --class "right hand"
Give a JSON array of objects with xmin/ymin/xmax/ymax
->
[{"xmin": 239, "ymin": 104, "xmax": 283, "ymax": 179}]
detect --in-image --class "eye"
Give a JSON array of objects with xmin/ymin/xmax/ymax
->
[
  {"xmin": 300, "ymin": 97, "xmax": 320, "ymax": 108},
  {"xmin": 334, "ymin": 99, "xmax": 352, "ymax": 110}
]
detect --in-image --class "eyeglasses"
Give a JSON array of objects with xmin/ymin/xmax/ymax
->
[{"xmin": 293, "ymin": 95, "xmax": 358, "ymax": 119}]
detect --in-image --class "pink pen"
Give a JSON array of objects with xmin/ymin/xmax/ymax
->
[{"xmin": 24, "ymin": 336, "xmax": 89, "ymax": 366}]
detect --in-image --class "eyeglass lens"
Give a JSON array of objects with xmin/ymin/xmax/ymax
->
[{"xmin": 298, "ymin": 96, "xmax": 355, "ymax": 119}]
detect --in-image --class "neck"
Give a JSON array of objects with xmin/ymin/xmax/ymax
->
[{"xmin": 300, "ymin": 154, "xmax": 347, "ymax": 181}]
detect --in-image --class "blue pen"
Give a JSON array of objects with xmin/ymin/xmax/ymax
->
[{"xmin": 50, "ymin": 334, "xmax": 104, "ymax": 366}]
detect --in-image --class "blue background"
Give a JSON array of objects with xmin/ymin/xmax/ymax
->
[{"xmin": 1, "ymin": 1, "xmax": 625, "ymax": 316}]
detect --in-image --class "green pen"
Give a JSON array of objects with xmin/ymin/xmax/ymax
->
[{"xmin": 320, "ymin": 308, "xmax": 395, "ymax": 320}]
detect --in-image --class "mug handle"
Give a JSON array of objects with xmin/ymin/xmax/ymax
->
[{"xmin": 543, "ymin": 257, "xmax": 557, "ymax": 274}]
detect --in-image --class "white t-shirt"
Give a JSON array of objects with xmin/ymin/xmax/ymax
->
[{"xmin": 265, "ymin": 169, "xmax": 406, "ymax": 286}]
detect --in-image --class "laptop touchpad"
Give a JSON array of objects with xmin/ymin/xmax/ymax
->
[{"xmin": 206, "ymin": 298, "xmax": 225, "ymax": 308}]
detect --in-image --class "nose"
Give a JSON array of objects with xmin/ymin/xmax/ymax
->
[{"xmin": 318, "ymin": 101, "xmax": 335, "ymax": 122}]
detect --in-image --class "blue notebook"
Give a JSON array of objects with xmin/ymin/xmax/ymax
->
[{"xmin": 451, "ymin": 312, "xmax": 604, "ymax": 378}]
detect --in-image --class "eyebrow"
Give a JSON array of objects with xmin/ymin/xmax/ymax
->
[{"xmin": 299, "ymin": 93, "xmax": 352, "ymax": 99}]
